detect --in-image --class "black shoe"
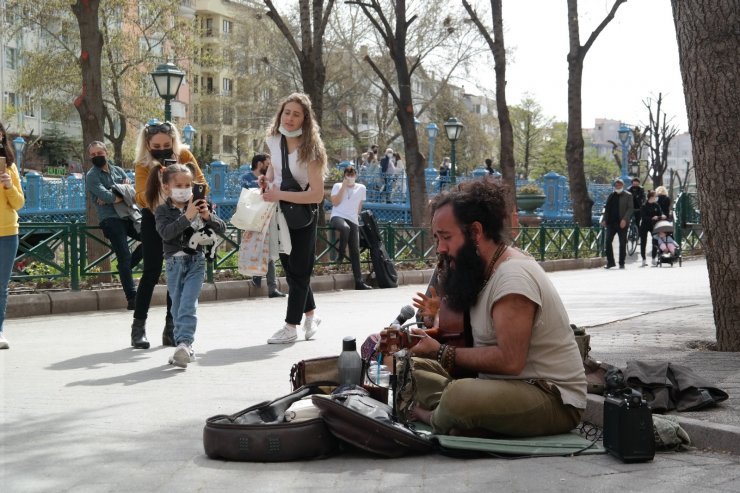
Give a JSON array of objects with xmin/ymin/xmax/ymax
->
[
  {"xmin": 604, "ymin": 265, "xmax": 615, "ymax": 270},
  {"xmin": 269, "ymin": 289, "xmax": 287, "ymax": 298},
  {"xmin": 251, "ymin": 276, "xmax": 262, "ymax": 288},
  {"xmin": 126, "ymin": 297, "xmax": 136, "ymax": 310},
  {"xmin": 131, "ymin": 319, "xmax": 150, "ymax": 349},
  {"xmin": 162, "ymin": 319, "xmax": 175, "ymax": 347},
  {"xmin": 355, "ymin": 282, "xmax": 373, "ymax": 290},
  {"xmin": 619, "ymin": 265, "xmax": 625, "ymax": 269}
]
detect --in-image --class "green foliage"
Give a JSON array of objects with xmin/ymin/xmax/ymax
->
[
  {"xmin": 517, "ymin": 183, "xmax": 544, "ymax": 195},
  {"xmin": 38, "ymin": 125, "xmax": 82, "ymax": 167}
]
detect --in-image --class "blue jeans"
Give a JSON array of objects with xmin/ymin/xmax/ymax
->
[
  {"xmin": 165, "ymin": 253, "xmax": 206, "ymax": 346},
  {"xmin": 0, "ymin": 234, "xmax": 19, "ymax": 335},
  {"xmin": 100, "ymin": 217, "xmax": 142, "ymax": 300}
]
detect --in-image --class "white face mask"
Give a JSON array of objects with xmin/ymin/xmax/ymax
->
[
  {"xmin": 346, "ymin": 176, "xmax": 356, "ymax": 186},
  {"xmin": 171, "ymin": 188, "xmax": 193, "ymax": 203},
  {"xmin": 278, "ymin": 124, "xmax": 303, "ymax": 138},
  {"xmin": 615, "ymin": 188, "xmax": 624, "ymax": 194}
]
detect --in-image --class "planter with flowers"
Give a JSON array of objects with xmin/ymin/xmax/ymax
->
[{"xmin": 516, "ymin": 183, "xmax": 546, "ymax": 213}]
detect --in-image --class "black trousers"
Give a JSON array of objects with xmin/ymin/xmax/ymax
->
[
  {"xmin": 605, "ymin": 223, "xmax": 628, "ymax": 267},
  {"xmin": 133, "ymin": 208, "xmax": 172, "ymax": 322},
  {"xmin": 279, "ymin": 216, "xmax": 317, "ymax": 325},
  {"xmin": 639, "ymin": 227, "xmax": 656, "ymax": 261},
  {"xmin": 100, "ymin": 217, "xmax": 142, "ymax": 300},
  {"xmin": 330, "ymin": 216, "xmax": 363, "ymax": 283}
]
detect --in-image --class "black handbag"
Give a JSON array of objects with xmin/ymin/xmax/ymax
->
[{"xmin": 278, "ymin": 135, "xmax": 317, "ymax": 229}]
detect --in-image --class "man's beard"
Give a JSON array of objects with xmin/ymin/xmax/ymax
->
[{"xmin": 438, "ymin": 236, "xmax": 487, "ymax": 313}]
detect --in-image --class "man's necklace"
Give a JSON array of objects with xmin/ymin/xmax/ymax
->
[{"xmin": 482, "ymin": 243, "xmax": 508, "ymax": 286}]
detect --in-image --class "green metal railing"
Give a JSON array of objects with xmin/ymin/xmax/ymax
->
[{"xmin": 11, "ymin": 221, "xmax": 704, "ymax": 291}]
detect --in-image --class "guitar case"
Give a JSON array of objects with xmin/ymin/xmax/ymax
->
[
  {"xmin": 312, "ymin": 388, "xmax": 433, "ymax": 458},
  {"xmin": 359, "ymin": 210, "xmax": 398, "ymax": 288},
  {"xmin": 203, "ymin": 385, "xmax": 339, "ymax": 461}
]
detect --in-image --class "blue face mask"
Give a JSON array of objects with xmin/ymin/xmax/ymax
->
[{"xmin": 278, "ymin": 124, "xmax": 303, "ymax": 138}]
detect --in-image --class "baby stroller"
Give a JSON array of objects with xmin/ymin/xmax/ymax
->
[{"xmin": 652, "ymin": 220, "xmax": 682, "ymax": 267}]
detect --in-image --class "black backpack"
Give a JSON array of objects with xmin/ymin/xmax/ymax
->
[{"xmin": 359, "ymin": 210, "xmax": 398, "ymax": 288}]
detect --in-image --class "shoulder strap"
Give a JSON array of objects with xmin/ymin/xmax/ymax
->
[{"xmin": 280, "ymin": 135, "xmax": 310, "ymax": 193}]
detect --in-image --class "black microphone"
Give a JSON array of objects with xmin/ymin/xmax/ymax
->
[{"xmin": 389, "ymin": 305, "xmax": 415, "ymax": 328}]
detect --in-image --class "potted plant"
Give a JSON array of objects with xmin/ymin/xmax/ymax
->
[{"xmin": 516, "ymin": 183, "xmax": 546, "ymax": 212}]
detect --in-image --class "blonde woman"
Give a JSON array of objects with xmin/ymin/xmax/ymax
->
[
  {"xmin": 655, "ymin": 186, "xmax": 672, "ymax": 220},
  {"xmin": 259, "ymin": 93, "xmax": 327, "ymax": 344},
  {"xmin": 130, "ymin": 120, "xmax": 208, "ymax": 349},
  {"xmin": 0, "ymin": 121, "xmax": 25, "ymax": 349}
]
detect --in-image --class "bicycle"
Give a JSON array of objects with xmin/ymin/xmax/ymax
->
[{"xmin": 627, "ymin": 215, "xmax": 640, "ymax": 256}]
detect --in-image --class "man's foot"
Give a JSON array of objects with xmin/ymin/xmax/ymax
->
[
  {"xmin": 169, "ymin": 343, "xmax": 195, "ymax": 368},
  {"xmin": 268, "ymin": 289, "xmax": 287, "ymax": 298},
  {"xmin": 355, "ymin": 281, "xmax": 373, "ymax": 290},
  {"xmin": 267, "ymin": 325, "xmax": 297, "ymax": 344},
  {"xmin": 619, "ymin": 265, "xmax": 625, "ymax": 269},
  {"xmin": 0, "ymin": 334, "xmax": 9, "ymax": 350},
  {"xmin": 410, "ymin": 404, "xmax": 433, "ymax": 425},
  {"xmin": 303, "ymin": 316, "xmax": 321, "ymax": 340},
  {"xmin": 130, "ymin": 319, "xmax": 150, "ymax": 349},
  {"xmin": 604, "ymin": 264, "xmax": 615, "ymax": 270}
]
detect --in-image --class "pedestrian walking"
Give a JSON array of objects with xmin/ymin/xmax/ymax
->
[{"xmin": 601, "ymin": 178, "xmax": 633, "ymax": 269}]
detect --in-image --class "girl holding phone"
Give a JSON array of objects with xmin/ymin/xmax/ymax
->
[{"xmin": 0, "ymin": 121, "xmax": 25, "ymax": 349}]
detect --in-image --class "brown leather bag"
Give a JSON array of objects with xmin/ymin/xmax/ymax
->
[
  {"xmin": 289, "ymin": 356, "xmax": 339, "ymax": 390},
  {"xmin": 203, "ymin": 386, "xmax": 339, "ymax": 461}
]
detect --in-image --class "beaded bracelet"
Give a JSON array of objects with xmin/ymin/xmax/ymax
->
[
  {"xmin": 444, "ymin": 345, "xmax": 456, "ymax": 372},
  {"xmin": 436, "ymin": 344, "xmax": 447, "ymax": 366}
]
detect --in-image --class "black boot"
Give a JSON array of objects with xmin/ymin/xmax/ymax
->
[
  {"xmin": 162, "ymin": 317, "xmax": 175, "ymax": 347},
  {"xmin": 131, "ymin": 319, "xmax": 150, "ymax": 349}
]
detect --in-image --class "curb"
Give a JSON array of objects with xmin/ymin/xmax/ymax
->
[
  {"xmin": 7, "ymin": 257, "xmax": 603, "ymax": 320},
  {"xmin": 584, "ymin": 394, "xmax": 740, "ymax": 455}
]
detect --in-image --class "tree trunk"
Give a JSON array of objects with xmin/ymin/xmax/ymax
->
[
  {"xmin": 490, "ymin": 0, "xmax": 516, "ymax": 229},
  {"xmin": 71, "ymin": 0, "xmax": 110, "ymax": 282},
  {"xmin": 565, "ymin": 0, "xmax": 625, "ymax": 227},
  {"xmin": 672, "ymin": 0, "xmax": 740, "ymax": 351}
]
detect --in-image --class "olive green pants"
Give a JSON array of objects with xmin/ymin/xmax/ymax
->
[{"xmin": 411, "ymin": 358, "xmax": 583, "ymax": 436}]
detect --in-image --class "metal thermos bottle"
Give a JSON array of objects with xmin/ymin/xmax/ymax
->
[{"xmin": 337, "ymin": 336, "xmax": 363, "ymax": 385}]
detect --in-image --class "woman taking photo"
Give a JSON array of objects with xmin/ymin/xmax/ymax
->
[
  {"xmin": 260, "ymin": 93, "xmax": 327, "ymax": 344},
  {"xmin": 0, "ymin": 122, "xmax": 25, "ymax": 349},
  {"xmin": 131, "ymin": 120, "xmax": 208, "ymax": 349}
]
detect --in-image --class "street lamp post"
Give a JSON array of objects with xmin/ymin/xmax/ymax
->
[
  {"xmin": 425, "ymin": 123, "xmax": 438, "ymax": 169},
  {"xmin": 182, "ymin": 123, "xmax": 196, "ymax": 147},
  {"xmin": 150, "ymin": 62, "xmax": 185, "ymax": 122},
  {"xmin": 13, "ymin": 136, "xmax": 26, "ymax": 174},
  {"xmin": 443, "ymin": 117, "xmax": 464, "ymax": 184},
  {"xmin": 617, "ymin": 124, "xmax": 632, "ymax": 183}
]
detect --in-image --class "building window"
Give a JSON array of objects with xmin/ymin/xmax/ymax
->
[
  {"xmin": 223, "ymin": 136, "xmax": 234, "ymax": 154},
  {"xmin": 223, "ymin": 19, "xmax": 232, "ymax": 35},
  {"xmin": 361, "ymin": 112, "xmax": 368, "ymax": 125},
  {"xmin": 206, "ymin": 77, "xmax": 214, "ymax": 94},
  {"xmin": 223, "ymin": 106, "xmax": 233, "ymax": 125},
  {"xmin": 206, "ymin": 134, "xmax": 214, "ymax": 151},
  {"xmin": 193, "ymin": 75, "xmax": 199, "ymax": 93},
  {"xmin": 5, "ymin": 47, "xmax": 16, "ymax": 70},
  {"xmin": 4, "ymin": 92, "xmax": 17, "ymax": 108},
  {"xmin": 222, "ymin": 78, "xmax": 232, "ymax": 95},
  {"xmin": 205, "ymin": 18, "xmax": 213, "ymax": 36}
]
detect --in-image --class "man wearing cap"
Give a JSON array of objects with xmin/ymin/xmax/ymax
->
[{"xmin": 600, "ymin": 178, "xmax": 633, "ymax": 269}]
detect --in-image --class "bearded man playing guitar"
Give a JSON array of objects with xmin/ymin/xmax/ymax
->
[{"xmin": 390, "ymin": 178, "xmax": 586, "ymax": 437}]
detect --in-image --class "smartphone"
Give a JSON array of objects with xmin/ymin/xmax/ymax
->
[
  {"xmin": 0, "ymin": 156, "xmax": 6, "ymax": 174},
  {"xmin": 163, "ymin": 158, "xmax": 177, "ymax": 166},
  {"xmin": 192, "ymin": 183, "xmax": 206, "ymax": 201}
]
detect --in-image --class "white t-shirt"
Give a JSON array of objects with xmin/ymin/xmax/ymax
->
[
  {"xmin": 266, "ymin": 134, "xmax": 310, "ymax": 190},
  {"xmin": 330, "ymin": 182, "xmax": 366, "ymax": 224}
]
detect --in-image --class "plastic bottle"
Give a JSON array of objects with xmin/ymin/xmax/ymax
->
[{"xmin": 337, "ymin": 336, "xmax": 363, "ymax": 386}]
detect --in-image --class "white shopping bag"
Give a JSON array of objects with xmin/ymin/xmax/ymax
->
[
  {"xmin": 238, "ymin": 215, "xmax": 271, "ymax": 276},
  {"xmin": 230, "ymin": 188, "xmax": 277, "ymax": 232}
]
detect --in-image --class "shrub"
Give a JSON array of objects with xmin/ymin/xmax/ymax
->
[{"xmin": 517, "ymin": 183, "xmax": 544, "ymax": 195}]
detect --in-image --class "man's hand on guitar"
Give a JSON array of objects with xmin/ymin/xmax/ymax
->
[{"xmin": 408, "ymin": 327, "xmax": 440, "ymax": 357}]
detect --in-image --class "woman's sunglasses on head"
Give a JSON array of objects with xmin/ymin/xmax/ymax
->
[{"xmin": 146, "ymin": 122, "xmax": 173, "ymax": 135}]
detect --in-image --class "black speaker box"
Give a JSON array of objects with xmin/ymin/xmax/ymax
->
[{"xmin": 603, "ymin": 389, "xmax": 655, "ymax": 462}]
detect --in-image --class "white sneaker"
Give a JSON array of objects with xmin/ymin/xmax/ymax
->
[
  {"xmin": 268, "ymin": 325, "xmax": 297, "ymax": 344},
  {"xmin": 0, "ymin": 334, "xmax": 9, "ymax": 350},
  {"xmin": 641, "ymin": 260, "xmax": 648, "ymax": 267},
  {"xmin": 303, "ymin": 316, "xmax": 321, "ymax": 340},
  {"xmin": 169, "ymin": 343, "xmax": 195, "ymax": 368}
]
